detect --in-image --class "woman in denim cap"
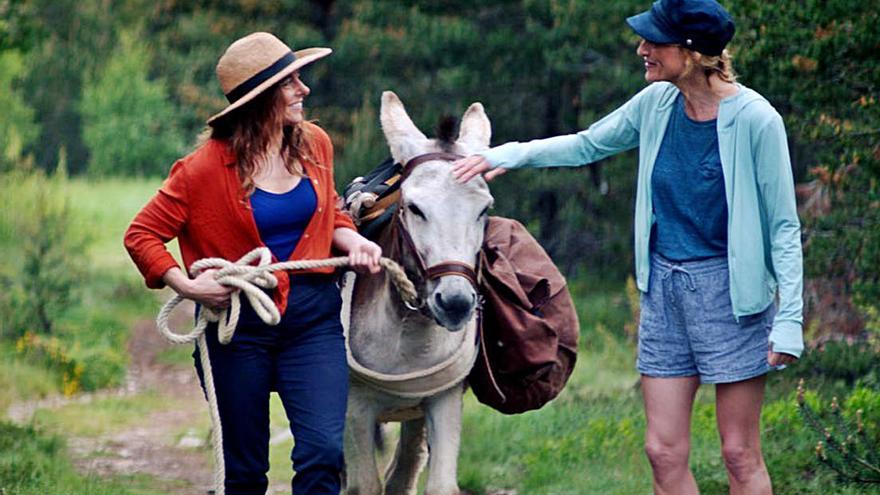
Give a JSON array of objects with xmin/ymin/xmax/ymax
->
[{"xmin": 453, "ymin": 0, "xmax": 802, "ymax": 492}]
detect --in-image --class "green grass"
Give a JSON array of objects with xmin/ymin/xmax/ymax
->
[
  {"xmin": 64, "ymin": 177, "xmax": 166, "ymax": 272},
  {"xmin": 459, "ymin": 278, "xmax": 649, "ymax": 494},
  {"xmin": 0, "ymin": 174, "xmax": 186, "ymax": 493},
  {"xmin": 0, "ymin": 421, "xmax": 169, "ymax": 495},
  {"xmin": 154, "ymin": 343, "xmax": 197, "ymax": 367},
  {"xmin": 30, "ymin": 391, "xmax": 169, "ymax": 438},
  {"xmin": 165, "ymin": 391, "xmax": 299, "ymax": 487},
  {"xmin": 0, "ymin": 344, "xmax": 59, "ymax": 412}
]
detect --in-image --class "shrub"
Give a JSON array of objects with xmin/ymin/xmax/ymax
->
[
  {"xmin": 789, "ymin": 340, "xmax": 880, "ymax": 386},
  {"xmin": 0, "ymin": 169, "xmax": 88, "ymax": 337},
  {"xmin": 15, "ymin": 331, "xmax": 84, "ymax": 396},
  {"xmin": 797, "ymin": 380, "xmax": 880, "ymax": 484}
]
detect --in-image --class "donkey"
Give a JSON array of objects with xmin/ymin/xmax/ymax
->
[{"xmin": 342, "ymin": 91, "xmax": 494, "ymax": 495}]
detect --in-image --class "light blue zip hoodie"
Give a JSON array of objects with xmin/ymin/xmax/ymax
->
[{"xmin": 481, "ymin": 81, "xmax": 804, "ymax": 357}]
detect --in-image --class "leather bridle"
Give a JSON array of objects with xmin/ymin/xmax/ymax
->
[{"xmin": 391, "ymin": 152, "xmax": 480, "ymax": 310}]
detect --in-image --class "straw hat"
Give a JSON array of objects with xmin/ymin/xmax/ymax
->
[{"xmin": 207, "ymin": 32, "xmax": 331, "ymax": 124}]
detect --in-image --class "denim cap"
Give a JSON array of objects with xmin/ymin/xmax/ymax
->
[{"xmin": 626, "ymin": 0, "xmax": 735, "ymax": 56}]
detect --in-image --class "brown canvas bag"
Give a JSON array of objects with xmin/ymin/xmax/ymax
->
[{"xmin": 469, "ymin": 216, "xmax": 579, "ymax": 414}]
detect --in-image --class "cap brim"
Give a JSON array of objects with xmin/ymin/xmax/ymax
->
[
  {"xmin": 207, "ymin": 47, "xmax": 332, "ymax": 124},
  {"xmin": 626, "ymin": 11, "xmax": 678, "ymax": 45}
]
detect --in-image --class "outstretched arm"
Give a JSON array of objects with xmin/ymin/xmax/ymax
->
[{"xmin": 450, "ymin": 83, "xmax": 659, "ymax": 183}]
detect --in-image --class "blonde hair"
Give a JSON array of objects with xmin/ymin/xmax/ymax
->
[{"xmin": 685, "ymin": 48, "xmax": 737, "ymax": 84}]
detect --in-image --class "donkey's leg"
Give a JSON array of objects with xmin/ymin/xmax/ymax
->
[
  {"xmin": 344, "ymin": 385, "xmax": 383, "ymax": 495},
  {"xmin": 423, "ymin": 385, "xmax": 464, "ymax": 495},
  {"xmin": 384, "ymin": 417, "xmax": 427, "ymax": 495}
]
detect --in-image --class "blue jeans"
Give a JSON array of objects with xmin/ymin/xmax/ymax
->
[{"xmin": 194, "ymin": 275, "xmax": 348, "ymax": 495}]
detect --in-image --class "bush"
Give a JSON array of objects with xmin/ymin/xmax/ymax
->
[
  {"xmin": 798, "ymin": 382, "xmax": 880, "ymax": 485},
  {"xmin": 15, "ymin": 332, "xmax": 85, "ymax": 396},
  {"xmin": 788, "ymin": 340, "xmax": 880, "ymax": 387},
  {"xmin": 732, "ymin": 0, "xmax": 880, "ymax": 334},
  {"xmin": 0, "ymin": 169, "xmax": 88, "ymax": 337}
]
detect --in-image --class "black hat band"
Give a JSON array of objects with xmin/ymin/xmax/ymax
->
[{"xmin": 225, "ymin": 51, "xmax": 297, "ymax": 104}]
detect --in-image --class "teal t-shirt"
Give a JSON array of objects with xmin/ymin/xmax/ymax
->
[{"xmin": 651, "ymin": 93, "xmax": 727, "ymax": 261}]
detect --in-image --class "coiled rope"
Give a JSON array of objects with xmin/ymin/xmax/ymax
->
[{"xmin": 155, "ymin": 247, "xmax": 417, "ymax": 495}]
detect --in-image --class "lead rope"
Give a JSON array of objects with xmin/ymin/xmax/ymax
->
[{"xmin": 155, "ymin": 247, "xmax": 417, "ymax": 495}]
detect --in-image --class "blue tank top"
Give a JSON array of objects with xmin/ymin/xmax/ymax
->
[
  {"xmin": 250, "ymin": 178, "xmax": 317, "ymax": 261},
  {"xmin": 650, "ymin": 93, "xmax": 728, "ymax": 261}
]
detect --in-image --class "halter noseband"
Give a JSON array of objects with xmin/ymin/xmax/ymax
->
[{"xmin": 394, "ymin": 152, "xmax": 480, "ymax": 303}]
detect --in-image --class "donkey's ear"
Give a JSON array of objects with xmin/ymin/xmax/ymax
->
[
  {"xmin": 456, "ymin": 102, "xmax": 491, "ymax": 152},
  {"xmin": 380, "ymin": 91, "xmax": 429, "ymax": 164}
]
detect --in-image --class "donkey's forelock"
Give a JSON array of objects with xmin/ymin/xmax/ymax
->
[{"xmin": 435, "ymin": 116, "xmax": 458, "ymax": 151}]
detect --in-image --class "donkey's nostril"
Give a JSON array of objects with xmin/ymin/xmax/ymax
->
[{"xmin": 435, "ymin": 292, "xmax": 473, "ymax": 316}]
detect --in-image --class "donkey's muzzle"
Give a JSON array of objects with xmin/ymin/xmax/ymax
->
[{"xmin": 434, "ymin": 291, "xmax": 476, "ymax": 318}]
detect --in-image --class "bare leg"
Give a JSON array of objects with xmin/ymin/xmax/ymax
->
[
  {"xmin": 642, "ymin": 375, "xmax": 701, "ymax": 495},
  {"xmin": 716, "ymin": 375, "xmax": 772, "ymax": 495}
]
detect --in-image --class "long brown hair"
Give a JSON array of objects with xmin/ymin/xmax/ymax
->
[{"xmin": 201, "ymin": 82, "xmax": 315, "ymax": 196}]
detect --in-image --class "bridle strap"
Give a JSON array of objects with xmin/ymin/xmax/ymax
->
[
  {"xmin": 401, "ymin": 152, "xmax": 464, "ymax": 181},
  {"xmin": 394, "ymin": 151, "xmax": 479, "ymax": 294},
  {"xmin": 426, "ymin": 262, "xmax": 479, "ymax": 288},
  {"xmin": 396, "ymin": 213, "xmax": 479, "ymax": 291}
]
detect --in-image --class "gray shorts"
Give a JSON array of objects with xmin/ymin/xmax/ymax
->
[{"xmin": 636, "ymin": 254, "xmax": 774, "ymax": 384}]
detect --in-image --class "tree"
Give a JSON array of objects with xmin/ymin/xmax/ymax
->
[
  {"xmin": 732, "ymin": 0, "xmax": 880, "ymax": 336},
  {"xmin": 0, "ymin": 50, "xmax": 40, "ymax": 171},
  {"xmin": 79, "ymin": 31, "xmax": 184, "ymax": 176}
]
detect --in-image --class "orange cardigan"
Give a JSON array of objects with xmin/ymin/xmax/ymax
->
[{"xmin": 124, "ymin": 122, "xmax": 356, "ymax": 315}]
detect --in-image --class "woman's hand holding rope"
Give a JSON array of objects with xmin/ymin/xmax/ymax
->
[
  {"xmin": 156, "ymin": 248, "xmax": 419, "ymax": 346},
  {"xmin": 163, "ymin": 266, "xmax": 234, "ymax": 311}
]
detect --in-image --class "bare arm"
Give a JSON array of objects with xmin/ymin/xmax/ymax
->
[
  {"xmin": 162, "ymin": 267, "xmax": 234, "ymax": 309},
  {"xmin": 333, "ymin": 227, "xmax": 382, "ymax": 274}
]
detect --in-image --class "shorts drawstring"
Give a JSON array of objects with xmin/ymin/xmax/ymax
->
[{"xmin": 661, "ymin": 264, "xmax": 697, "ymax": 292}]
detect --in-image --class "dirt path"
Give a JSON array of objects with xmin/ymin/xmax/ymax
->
[
  {"xmin": 76, "ymin": 313, "xmax": 216, "ymax": 494},
  {"xmin": 8, "ymin": 302, "xmax": 217, "ymax": 494}
]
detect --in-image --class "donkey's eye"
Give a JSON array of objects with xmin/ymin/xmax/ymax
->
[{"xmin": 407, "ymin": 203, "xmax": 426, "ymax": 219}]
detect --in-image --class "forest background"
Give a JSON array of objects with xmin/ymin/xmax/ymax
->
[{"xmin": 0, "ymin": 0, "xmax": 878, "ymax": 494}]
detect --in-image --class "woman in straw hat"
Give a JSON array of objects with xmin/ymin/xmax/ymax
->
[
  {"xmin": 125, "ymin": 32, "xmax": 380, "ymax": 494},
  {"xmin": 454, "ymin": 0, "xmax": 803, "ymax": 492}
]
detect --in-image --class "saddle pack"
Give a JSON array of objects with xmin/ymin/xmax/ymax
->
[
  {"xmin": 343, "ymin": 160, "xmax": 579, "ymax": 414},
  {"xmin": 343, "ymin": 157, "xmax": 403, "ymax": 241}
]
